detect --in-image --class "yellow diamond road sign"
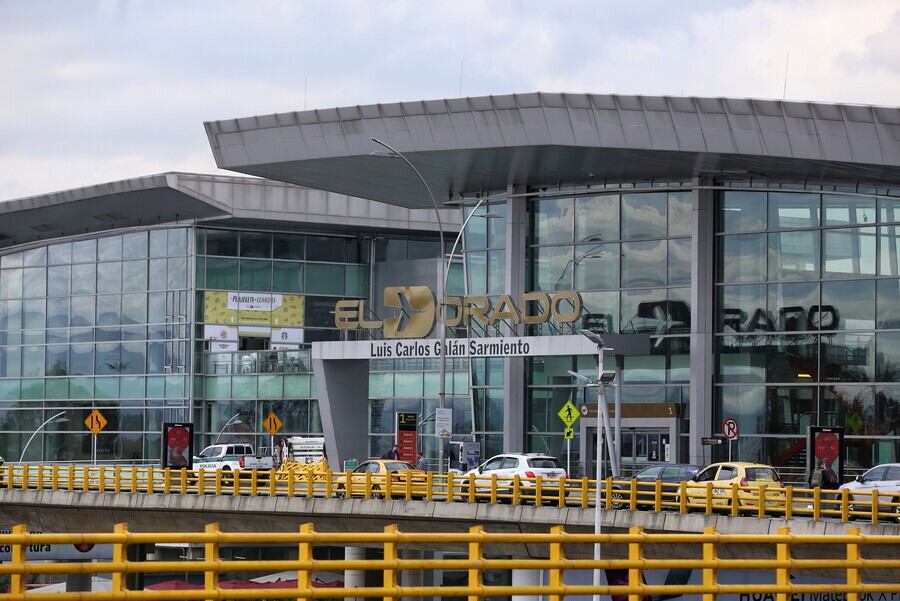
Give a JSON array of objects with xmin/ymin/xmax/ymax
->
[
  {"xmin": 563, "ymin": 427, "xmax": 575, "ymax": 440},
  {"xmin": 558, "ymin": 401, "xmax": 579, "ymax": 427},
  {"xmin": 263, "ymin": 412, "xmax": 283, "ymax": 436},
  {"xmin": 84, "ymin": 409, "xmax": 107, "ymax": 435}
]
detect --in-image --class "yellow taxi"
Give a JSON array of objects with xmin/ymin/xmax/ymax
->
[
  {"xmin": 334, "ymin": 459, "xmax": 428, "ymax": 499},
  {"xmin": 683, "ymin": 462, "xmax": 785, "ymax": 512}
]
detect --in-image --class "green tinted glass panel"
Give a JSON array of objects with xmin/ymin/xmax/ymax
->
[
  {"xmin": 368, "ymin": 373, "xmax": 393, "ymax": 398},
  {"xmin": 272, "ymin": 262, "xmax": 303, "ymax": 293},
  {"xmin": 284, "ymin": 374, "xmax": 311, "ymax": 398},
  {"xmin": 205, "ymin": 376, "xmax": 232, "ymax": 399},
  {"xmin": 120, "ymin": 376, "xmax": 145, "ymax": 399},
  {"xmin": 205, "ymin": 257, "xmax": 238, "ymax": 289},
  {"xmin": 451, "ymin": 371, "xmax": 469, "ymax": 395},
  {"xmin": 165, "ymin": 375, "xmax": 184, "ymax": 398},
  {"xmin": 20, "ymin": 379, "xmax": 42, "ymax": 399},
  {"xmin": 146, "ymin": 376, "xmax": 165, "ymax": 398},
  {"xmin": 46, "ymin": 378, "xmax": 69, "ymax": 400},
  {"xmin": 94, "ymin": 377, "xmax": 120, "ymax": 399},
  {"xmin": 239, "ymin": 259, "xmax": 271, "ymax": 291},
  {"xmin": 0, "ymin": 379, "xmax": 20, "ymax": 399},
  {"xmin": 258, "ymin": 375, "xmax": 284, "ymax": 398},
  {"xmin": 306, "ymin": 264, "xmax": 344, "ymax": 295},
  {"xmin": 344, "ymin": 265, "xmax": 368, "ymax": 297},
  {"xmin": 231, "ymin": 375, "xmax": 257, "ymax": 399},
  {"xmin": 394, "ymin": 373, "xmax": 423, "ymax": 397},
  {"xmin": 68, "ymin": 377, "xmax": 93, "ymax": 399}
]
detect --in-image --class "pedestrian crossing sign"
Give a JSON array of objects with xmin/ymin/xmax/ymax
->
[
  {"xmin": 558, "ymin": 401, "xmax": 579, "ymax": 427},
  {"xmin": 563, "ymin": 427, "xmax": 575, "ymax": 440}
]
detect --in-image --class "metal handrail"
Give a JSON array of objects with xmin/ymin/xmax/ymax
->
[
  {"xmin": 1, "ymin": 522, "xmax": 899, "ymax": 598},
  {"xmin": 2, "ymin": 463, "xmax": 899, "ymax": 525}
]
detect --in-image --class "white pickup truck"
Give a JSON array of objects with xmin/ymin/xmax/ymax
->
[{"xmin": 192, "ymin": 443, "xmax": 274, "ymax": 472}]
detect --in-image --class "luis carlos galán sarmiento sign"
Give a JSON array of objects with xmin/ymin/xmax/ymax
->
[{"xmin": 335, "ymin": 286, "xmax": 581, "ymax": 345}]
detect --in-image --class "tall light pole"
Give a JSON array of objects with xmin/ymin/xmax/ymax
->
[
  {"xmin": 370, "ymin": 137, "xmax": 449, "ymax": 473},
  {"xmin": 214, "ymin": 413, "xmax": 243, "ymax": 444},
  {"xmin": 576, "ymin": 331, "xmax": 617, "ymax": 601},
  {"xmin": 19, "ymin": 411, "xmax": 69, "ymax": 462}
]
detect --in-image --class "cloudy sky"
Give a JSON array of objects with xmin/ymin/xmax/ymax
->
[{"xmin": 1, "ymin": 0, "xmax": 897, "ymax": 201}]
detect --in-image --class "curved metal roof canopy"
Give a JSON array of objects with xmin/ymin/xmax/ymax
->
[{"xmin": 204, "ymin": 93, "xmax": 900, "ymax": 209}]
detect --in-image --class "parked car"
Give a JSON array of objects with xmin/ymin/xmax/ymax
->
[
  {"xmin": 682, "ymin": 462, "xmax": 785, "ymax": 513},
  {"xmin": 192, "ymin": 443, "xmax": 275, "ymax": 473},
  {"xmin": 334, "ymin": 460, "xmax": 427, "ymax": 499},
  {"xmin": 838, "ymin": 463, "xmax": 900, "ymax": 522},
  {"xmin": 459, "ymin": 453, "xmax": 566, "ymax": 502},
  {"xmin": 610, "ymin": 464, "xmax": 701, "ymax": 509}
]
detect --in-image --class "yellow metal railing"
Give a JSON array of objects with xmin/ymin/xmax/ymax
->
[
  {"xmin": 3, "ymin": 463, "xmax": 899, "ymax": 524},
  {"xmin": 1, "ymin": 523, "xmax": 900, "ymax": 599}
]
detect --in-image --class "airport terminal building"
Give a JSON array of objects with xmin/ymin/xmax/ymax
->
[{"xmin": 0, "ymin": 93, "xmax": 898, "ymax": 476}]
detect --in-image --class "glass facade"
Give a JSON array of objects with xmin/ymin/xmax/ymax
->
[
  {"xmin": 716, "ymin": 188, "xmax": 900, "ymax": 468},
  {"xmin": 0, "ymin": 228, "xmax": 191, "ymax": 463}
]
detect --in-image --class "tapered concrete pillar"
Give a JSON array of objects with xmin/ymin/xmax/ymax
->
[
  {"xmin": 511, "ymin": 568, "xmax": 542, "ymax": 601},
  {"xmin": 400, "ymin": 549, "xmax": 424, "ymax": 601},
  {"xmin": 344, "ymin": 546, "xmax": 365, "ymax": 600}
]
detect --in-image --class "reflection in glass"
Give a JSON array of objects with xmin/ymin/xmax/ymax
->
[
  {"xmin": 533, "ymin": 246, "xmax": 572, "ymax": 291},
  {"xmin": 719, "ymin": 386, "xmax": 764, "ymax": 434},
  {"xmin": 466, "ymin": 252, "xmax": 486, "ymax": 295},
  {"xmin": 720, "ymin": 191, "xmax": 766, "ymax": 233},
  {"xmin": 824, "ymin": 194, "xmax": 876, "ymax": 226},
  {"xmin": 580, "ymin": 291, "xmax": 617, "ymax": 334},
  {"xmin": 767, "ymin": 387, "xmax": 816, "ymax": 434},
  {"xmin": 821, "ymin": 280, "xmax": 874, "ymax": 331},
  {"xmin": 823, "ymin": 227, "xmax": 876, "ymax": 276},
  {"xmin": 668, "ymin": 191, "xmax": 692, "ymax": 237},
  {"xmin": 874, "ymin": 386, "xmax": 900, "ymax": 436},
  {"xmin": 768, "ymin": 192, "xmax": 819, "ymax": 230},
  {"xmin": 97, "ymin": 261, "xmax": 122, "ymax": 293},
  {"xmin": 487, "ymin": 250, "xmax": 504, "ymax": 294},
  {"xmin": 768, "ymin": 282, "xmax": 819, "ymax": 332},
  {"xmin": 574, "ymin": 243, "xmax": 618, "ymax": 290},
  {"xmin": 71, "ymin": 264, "xmax": 96, "ymax": 295},
  {"xmin": 98, "ymin": 236, "xmax": 122, "ymax": 262},
  {"xmin": 767, "ymin": 335, "xmax": 818, "ymax": 383},
  {"xmin": 206, "ymin": 257, "xmax": 238, "ymax": 290},
  {"xmin": 668, "ymin": 238, "xmax": 691, "ymax": 286},
  {"xmin": 306, "ymin": 264, "xmax": 344, "ymax": 296},
  {"xmin": 0, "ymin": 269, "xmax": 22, "ymax": 299},
  {"xmin": 768, "ymin": 231, "xmax": 819, "ymax": 281},
  {"xmin": 822, "ymin": 385, "xmax": 874, "ymax": 435},
  {"xmin": 718, "ymin": 284, "xmax": 766, "ymax": 332},
  {"xmin": 667, "ymin": 287, "xmax": 691, "ymax": 334},
  {"xmin": 622, "ymin": 239, "xmax": 666, "ymax": 288},
  {"xmin": 878, "ymin": 226, "xmax": 900, "ymax": 276},
  {"xmin": 533, "ymin": 197, "xmax": 573, "ymax": 245},
  {"xmin": 273, "ymin": 234, "xmax": 305, "ymax": 260},
  {"xmin": 877, "ymin": 279, "xmax": 900, "ymax": 329},
  {"xmin": 877, "ymin": 332, "xmax": 900, "ymax": 382},
  {"xmin": 620, "ymin": 288, "xmax": 667, "ymax": 334},
  {"xmin": 879, "ymin": 197, "xmax": 900, "ymax": 224},
  {"xmin": 240, "ymin": 232, "xmax": 272, "ymax": 258},
  {"xmin": 464, "ymin": 205, "xmax": 487, "ymax": 249},
  {"xmin": 717, "ymin": 336, "xmax": 766, "ymax": 383},
  {"xmin": 205, "ymin": 230, "xmax": 238, "ymax": 256},
  {"xmin": 575, "ymin": 195, "xmax": 618, "ymax": 243},
  {"xmin": 719, "ymin": 234, "xmax": 766, "ymax": 283},
  {"xmin": 622, "ymin": 193, "xmax": 666, "ymax": 240},
  {"xmin": 821, "ymin": 333, "xmax": 874, "ymax": 382}
]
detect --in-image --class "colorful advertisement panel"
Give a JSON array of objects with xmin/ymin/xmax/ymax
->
[
  {"xmin": 203, "ymin": 291, "xmax": 304, "ymax": 329},
  {"xmin": 161, "ymin": 422, "xmax": 194, "ymax": 469}
]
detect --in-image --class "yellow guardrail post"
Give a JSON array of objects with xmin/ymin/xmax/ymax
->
[
  {"xmin": 384, "ymin": 523, "xmax": 398, "ymax": 601},
  {"xmin": 558, "ymin": 475, "xmax": 566, "ymax": 508},
  {"xmin": 405, "ymin": 472, "xmax": 412, "ymax": 501},
  {"xmin": 425, "ymin": 472, "xmax": 433, "ymax": 502},
  {"xmin": 702, "ymin": 526, "xmax": 717, "ymax": 601},
  {"xmin": 467, "ymin": 473, "xmax": 476, "ymax": 504},
  {"xmin": 776, "ymin": 526, "xmax": 790, "ymax": 601},
  {"xmin": 654, "ymin": 480, "xmax": 662, "ymax": 513},
  {"xmin": 51, "ymin": 464, "xmax": 59, "ymax": 491},
  {"xmin": 758, "ymin": 483, "xmax": 767, "ymax": 519},
  {"xmin": 581, "ymin": 476, "xmax": 588, "ymax": 509},
  {"xmin": 163, "ymin": 467, "xmax": 171, "ymax": 494},
  {"xmin": 250, "ymin": 469, "xmax": 259, "ymax": 497},
  {"xmin": 180, "ymin": 467, "xmax": 187, "ymax": 495},
  {"xmin": 490, "ymin": 474, "xmax": 498, "ymax": 505},
  {"xmin": 5, "ymin": 464, "xmax": 12, "ymax": 489},
  {"xmin": 298, "ymin": 522, "xmax": 314, "ymax": 601},
  {"xmin": 111, "ymin": 522, "xmax": 128, "ymax": 594},
  {"xmin": 232, "ymin": 469, "xmax": 240, "ymax": 496},
  {"xmin": 847, "ymin": 527, "xmax": 861, "ymax": 601},
  {"xmin": 447, "ymin": 472, "xmax": 455, "ymax": 503},
  {"xmin": 385, "ymin": 471, "xmax": 393, "ymax": 500},
  {"xmin": 114, "ymin": 466, "xmax": 122, "ymax": 493},
  {"xmin": 785, "ymin": 486, "xmax": 793, "ymax": 520},
  {"xmin": 813, "ymin": 487, "xmax": 821, "ymax": 521},
  {"xmin": 679, "ymin": 481, "xmax": 687, "ymax": 513},
  {"xmin": 535, "ymin": 475, "xmax": 543, "ymax": 506},
  {"xmin": 37, "ymin": 464, "xmax": 44, "ymax": 491},
  {"xmin": 605, "ymin": 477, "xmax": 613, "ymax": 511},
  {"xmin": 365, "ymin": 469, "xmax": 372, "ymax": 499},
  {"xmin": 129, "ymin": 466, "xmax": 136, "ymax": 494},
  {"xmin": 548, "ymin": 524, "xmax": 564, "ymax": 601},
  {"xmin": 628, "ymin": 526, "xmax": 644, "ymax": 601},
  {"xmin": 9, "ymin": 523, "xmax": 27, "ymax": 595},
  {"xmin": 871, "ymin": 490, "xmax": 879, "ymax": 524},
  {"xmin": 82, "ymin": 465, "xmax": 89, "ymax": 493},
  {"xmin": 841, "ymin": 488, "xmax": 850, "ymax": 522},
  {"xmin": 306, "ymin": 469, "xmax": 314, "ymax": 499},
  {"xmin": 147, "ymin": 466, "xmax": 155, "ymax": 494},
  {"xmin": 629, "ymin": 479, "xmax": 638, "ymax": 512},
  {"xmin": 730, "ymin": 483, "xmax": 739, "ymax": 517},
  {"xmin": 705, "ymin": 482, "xmax": 713, "ymax": 515},
  {"xmin": 468, "ymin": 524, "xmax": 484, "ymax": 601},
  {"xmin": 200, "ymin": 468, "xmax": 208, "ymax": 496},
  {"xmin": 204, "ymin": 522, "xmax": 219, "ymax": 599},
  {"xmin": 21, "ymin": 463, "xmax": 28, "ymax": 491},
  {"xmin": 513, "ymin": 475, "xmax": 521, "ymax": 506},
  {"xmin": 325, "ymin": 469, "xmax": 333, "ymax": 499}
]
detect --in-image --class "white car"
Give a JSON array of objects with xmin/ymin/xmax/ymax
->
[
  {"xmin": 193, "ymin": 443, "xmax": 274, "ymax": 473},
  {"xmin": 460, "ymin": 453, "xmax": 566, "ymax": 501},
  {"xmin": 838, "ymin": 463, "xmax": 900, "ymax": 521}
]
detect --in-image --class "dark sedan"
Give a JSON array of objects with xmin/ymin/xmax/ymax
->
[{"xmin": 610, "ymin": 464, "xmax": 701, "ymax": 509}]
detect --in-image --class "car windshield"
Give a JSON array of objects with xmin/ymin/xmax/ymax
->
[
  {"xmin": 745, "ymin": 467, "xmax": 780, "ymax": 483},
  {"xmin": 527, "ymin": 458, "xmax": 562, "ymax": 469},
  {"xmin": 384, "ymin": 462, "xmax": 415, "ymax": 471}
]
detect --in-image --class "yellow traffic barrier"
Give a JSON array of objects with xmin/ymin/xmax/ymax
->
[
  {"xmin": 0, "ymin": 523, "xmax": 898, "ymax": 599},
  {"xmin": 2, "ymin": 464, "xmax": 899, "ymax": 525}
]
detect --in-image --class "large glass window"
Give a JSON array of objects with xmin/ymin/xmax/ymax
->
[
  {"xmin": 768, "ymin": 231, "xmax": 819, "ymax": 281},
  {"xmin": 821, "ymin": 280, "xmax": 874, "ymax": 331},
  {"xmin": 768, "ymin": 282, "xmax": 818, "ymax": 332},
  {"xmin": 720, "ymin": 191, "xmax": 766, "ymax": 233},
  {"xmin": 668, "ymin": 238, "xmax": 691, "ymax": 286},
  {"xmin": 719, "ymin": 234, "xmax": 766, "ymax": 283},
  {"xmin": 821, "ymin": 333, "xmax": 874, "ymax": 382},
  {"xmin": 768, "ymin": 192, "xmax": 819, "ymax": 230},
  {"xmin": 622, "ymin": 240, "xmax": 666, "ymax": 288},
  {"xmin": 574, "ymin": 244, "xmax": 618, "ymax": 290},
  {"xmin": 622, "ymin": 192, "xmax": 666, "ymax": 240},
  {"xmin": 533, "ymin": 197, "xmax": 573, "ymax": 245},
  {"xmin": 533, "ymin": 246, "xmax": 572, "ymax": 291},
  {"xmin": 668, "ymin": 191, "xmax": 692, "ymax": 237},
  {"xmin": 575, "ymin": 195, "xmax": 618, "ymax": 243},
  {"xmin": 824, "ymin": 194, "xmax": 876, "ymax": 226},
  {"xmin": 823, "ymin": 227, "xmax": 876, "ymax": 277}
]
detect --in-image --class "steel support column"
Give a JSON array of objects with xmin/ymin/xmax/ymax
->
[
  {"xmin": 689, "ymin": 178, "xmax": 715, "ymax": 464},
  {"xmin": 503, "ymin": 186, "xmax": 527, "ymax": 453}
]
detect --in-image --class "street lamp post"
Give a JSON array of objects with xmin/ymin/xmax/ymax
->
[
  {"xmin": 214, "ymin": 413, "xmax": 243, "ymax": 444},
  {"xmin": 19, "ymin": 411, "xmax": 69, "ymax": 462},
  {"xmin": 370, "ymin": 137, "xmax": 450, "ymax": 473}
]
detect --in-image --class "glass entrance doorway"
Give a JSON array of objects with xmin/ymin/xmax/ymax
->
[{"xmin": 586, "ymin": 427, "xmax": 671, "ymax": 479}]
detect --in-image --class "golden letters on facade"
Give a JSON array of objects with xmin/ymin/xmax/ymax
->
[{"xmin": 335, "ymin": 286, "xmax": 582, "ymax": 339}]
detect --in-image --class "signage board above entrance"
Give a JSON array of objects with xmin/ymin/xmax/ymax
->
[
  {"xmin": 334, "ymin": 286, "xmax": 582, "ymax": 339},
  {"xmin": 313, "ymin": 334, "xmax": 601, "ymax": 361}
]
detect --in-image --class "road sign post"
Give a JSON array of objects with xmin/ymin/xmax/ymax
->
[
  {"xmin": 263, "ymin": 412, "xmax": 283, "ymax": 461},
  {"xmin": 84, "ymin": 409, "xmax": 108, "ymax": 465},
  {"xmin": 558, "ymin": 401, "xmax": 579, "ymax": 478},
  {"xmin": 723, "ymin": 418, "xmax": 739, "ymax": 462}
]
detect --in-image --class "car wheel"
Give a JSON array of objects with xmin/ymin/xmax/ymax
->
[
  {"xmin": 610, "ymin": 490, "xmax": 626, "ymax": 510},
  {"xmin": 335, "ymin": 485, "xmax": 346, "ymax": 499},
  {"xmin": 371, "ymin": 485, "xmax": 384, "ymax": 500}
]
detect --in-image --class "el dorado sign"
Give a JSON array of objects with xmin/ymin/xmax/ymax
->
[{"xmin": 334, "ymin": 286, "xmax": 582, "ymax": 339}]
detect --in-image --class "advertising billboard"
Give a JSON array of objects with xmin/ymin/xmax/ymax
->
[
  {"xmin": 807, "ymin": 426, "xmax": 844, "ymax": 485},
  {"xmin": 161, "ymin": 422, "xmax": 194, "ymax": 470},
  {"xmin": 203, "ymin": 291, "xmax": 304, "ymax": 336}
]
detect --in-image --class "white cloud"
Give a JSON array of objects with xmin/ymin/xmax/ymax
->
[{"xmin": 0, "ymin": 0, "xmax": 896, "ymax": 201}]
